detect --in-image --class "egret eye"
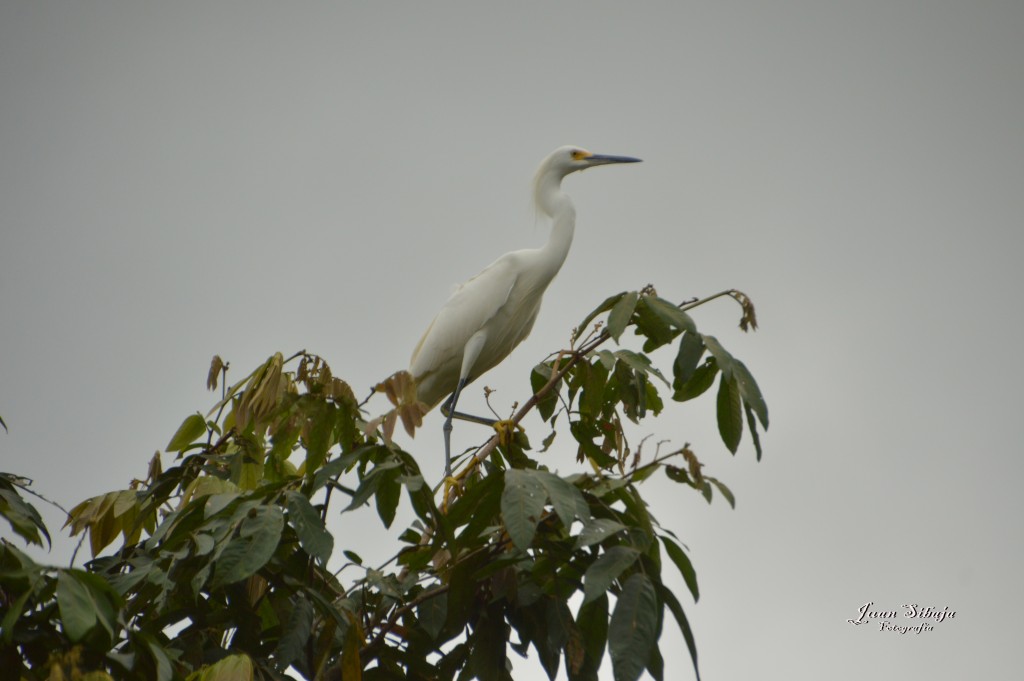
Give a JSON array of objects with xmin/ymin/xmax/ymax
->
[{"xmin": 571, "ymin": 149, "xmax": 587, "ymax": 161}]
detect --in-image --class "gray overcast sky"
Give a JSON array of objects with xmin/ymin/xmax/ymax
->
[{"xmin": 2, "ymin": 2, "xmax": 1022, "ymax": 679}]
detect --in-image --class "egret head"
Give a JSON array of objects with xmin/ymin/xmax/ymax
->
[
  {"xmin": 533, "ymin": 147, "xmax": 641, "ymax": 211},
  {"xmin": 546, "ymin": 145, "xmax": 642, "ymax": 178}
]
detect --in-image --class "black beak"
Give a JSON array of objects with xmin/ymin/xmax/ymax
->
[{"xmin": 587, "ymin": 153, "xmax": 643, "ymax": 165}]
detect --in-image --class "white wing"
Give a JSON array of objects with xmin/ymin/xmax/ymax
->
[{"xmin": 410, "ymin": 253, "xmax": 521, "ymax": 407}]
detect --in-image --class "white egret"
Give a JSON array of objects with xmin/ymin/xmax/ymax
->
[{"xmin": 409, "ymin": 146, "xmax": 641, "ymax": 476}]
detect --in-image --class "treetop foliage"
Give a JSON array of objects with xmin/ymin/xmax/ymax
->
[{"xmin": 1, "ymin": 287, "xmax": 767, "ymax": 681}]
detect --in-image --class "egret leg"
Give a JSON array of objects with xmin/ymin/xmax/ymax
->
[{"xmin": 442, "ymin": 377, "xmax": 469, "ymax": 478}]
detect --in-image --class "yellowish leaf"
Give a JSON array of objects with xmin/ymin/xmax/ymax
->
[
  {"xmin": 187, "ymin": 653, "xmax": 253, "ymax": 681},
  {"xmin": 340, "ymin": 617, "xmax": 364, "ymax": 681},
  {"xmin": 179, "ymin": 476, "xmax": 241, "ymax": 509}
]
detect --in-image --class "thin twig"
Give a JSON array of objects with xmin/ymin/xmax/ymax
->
[
  {"xmin": 358, "ymin": 583, "xmax": 450, "ymax": 662},
  {"xmin": 69, "ymin": 532, "xmax": 88, "ymax": 568},
  {"xmin": 11, "ymin": 477, "xmax": 73, "ymax": 521},
  {"xmin": 359, "ymin": 533, "xmax": 512, "ymax": 663},
  {"xmin": 679, "ymin": 288, "xmax": 735, "ymax": 312}
]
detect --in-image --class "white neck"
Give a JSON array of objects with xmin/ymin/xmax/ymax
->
[{"xmin": 533, "ymin": 168, "xmax": 576, "ymax": 281}]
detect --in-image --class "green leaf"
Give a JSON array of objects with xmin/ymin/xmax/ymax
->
[
  {"xmin": 656, "ymin": 583, "xmax": 701, "ymax": 681},
  {"xmin": 464, "ymin": 606, "xmax": 508, "ymax": 681},
  {"xmin": 531, "ymin": 362, "xmax": 560, "ymax": 422},
  {"xmin": 418, "ymin": 589, "xmax": 448, "ymax": 640},
  {"xmin": 574, "ymin": 291, "xmax": 628, "ymax": 342},
  {"xmin": 644, "ymin": 379, "xmax": 665, "ymax": 417},
  {"xmin": 734, "ymin": 359, "xmax": 769, "ymax": 429},
  {"xmin": 540, "ymin": 598, "xmax": 573, "ymax": 679},
  {"xmin": 707, "ymin": 476, "xmax": 736, "ymax": 509},
  {"xmin": 700, "ymin": 480, "xmax": 713, "ymax": 504},
  {"xmin": 374, "ymin": 468, "xmax": 401, "ymax": 528},
  {"xmin": 582, "ymin": 546, "xmax": 640, "ymax": 605},
  {"xmin": 644, "ymin": 296, "xmax": 697, "ymax": 334},
  {"xmin": 166, "ymin": 413, "xmax": 207, "ymax": 452},
  {"xmin": 595, "ymin": 349, "xmax": 616, "ymax": 371},
  {"xmin": 268, "ymin": 423, "xmax": 301, "ymax": 469},
  {"xmin": 571, "ymin": 420, "xmax": 616, "ymax": 468},
  {"xmin": 632, "ymin": 298, "xmax": 676, "ymax": 351},
  {"xmin": 616, "ymin": 486, "xmax": 655, "ymax": 538},
  {"xmin": 1, "ymin": 588, "xmax": 32, "ymax": 643},
  {"xmin": 745, "ymin": 402, "xmax": 764, "ymax": 461},
  {"xmin": 231, "ymin": 439, "xmax": 265, "ymax": 490},
  {"xmin": 607, "ymin": 291, "xmax": 639, "ymax": 342},
  {"xmin": 660, "ymin": 536, "xmax": 699, "ymax": 601},
  {"xmin": 664, "ymin": 465, "xmax": 693, "ymax": 486},
  {"xmin": 285, "ymin": 491, "xmax": 334, "ymax": 566},
  {"xmin": 343, "ymin": 468, "xmax": 386, "ymax": 513},
  {"xmin": 673, "ymin": 357, "xmax": 718, "ymax": 402},
  {"xmin": 535, "ymin": 471, "xmax": 587, "ymax": 528},
  {"xmin": 614, "ymin": 362, "xmax": 647, "ymax": 424},
  {"xmin": 210, "ymin": 506, "xmax": 284, "ymax": 588},
  {"xmin": 0, "ymin": 486, "xmax": 51, "ymax": 547},
  {"xmin": 302, "ymin": 401, "xmax": 336, "ymax": 478},
  {"xmin": 445, "ymin": 471, "xmax": 503, "ymax": 538},
  {"xmin": 608, "ymin": 573, "xmax": 659, "ymax": 681},
  {"xmin": 274, "ymin": 595, "xmax": 314, "ymax": 670},
  {"xmin": 501, "ymin": 469, "xmax": 547, "ymax": 550},
  {"xmin": 56, "ymin": 570, "xmax": 118, "ymax": 643},
  {"xmin": 193, "ymin": 532, "xmax": 216, "ymax": 556},
  {"xmin": 133, "ymin": 630, "xmax": 176, "ymax": 681},
  {"xmin": 574, "ymin": 518, "xmax": 627, "ymax": 549},
  {"xmin": 615, "ymin": 349, "xmax": 668, "ymax": 386},
  {"xmin": 578, "ymin": 359, "xmax": 610, "ymax": 418},
  {"xmin": 575, "ymin": 594, "xmax": 608, "ymax": 679},
  {"xmin": 202, "ymin": 489, "xmax": 242, "ymax": 516},
  {"xmin": 647, "ymin": 643, "xmax": 665, "ymax": 681},
  {"xmin": 672, "ymin": 331, "xmax": 705, "ymax": 389},
  {"xmin": 311, "ymin": 445, "xmax": 378, "ymax": 493},
  {"xmin": 700, "ymin": 335, "xmax": 734, "ymax": 379},
  {"xmin": 299, "ymin": 584, "xmax": 353, "ymax": 632},
  {"xmin": 716, "ymin": 374, "xmax": 743, "ymax": 454}
]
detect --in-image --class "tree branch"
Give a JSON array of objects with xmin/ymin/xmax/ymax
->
[{"xmin": 443, "ymin": 287, "xmax": 752, "ymax": 487}]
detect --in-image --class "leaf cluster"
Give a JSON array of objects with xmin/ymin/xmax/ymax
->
[{"xmin": 0, "ymin": 288, "xmax": 767, "ymax": 681}]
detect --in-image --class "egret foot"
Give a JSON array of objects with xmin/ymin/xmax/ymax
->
[
  {"xmin": 493, "ymin": 419, "xmax": 523, "ymax": 447},
  {"xmin": 441, "ymin": 454, "xmax": 488, "ymax": 513},
  {"xmin": 441, "ymin": 475, "xmax": 463, "ymax": 513}
]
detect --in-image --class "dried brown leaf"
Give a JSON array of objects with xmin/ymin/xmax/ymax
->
[
  {"xmin": 207, "ymin": 355, "xmax": 225, "ymax": 391},
  {"xmin": 398, "ymin": 403, "xmax": 426, "ymax": 438},
  {"xmin": 731, "ymin": 290, "xmax": 758, "ymax": 332},
  {"xmin": 147, "ymin": 451, "xmax": 163, "ymax": 481},
  {"xmin": 363, "ymin": 415, "xmax": 385, "ymax": 437},
  {"xmin": 681, "ymin": 445, "xmax": 704, "ymax": 485},
  {"xmin": 331, "ymin": 378, "xmax": 356, "ymax": 404},
  {"xmin": 382, "ymin": 411, "xmax": 397, "ymax": 445}
]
